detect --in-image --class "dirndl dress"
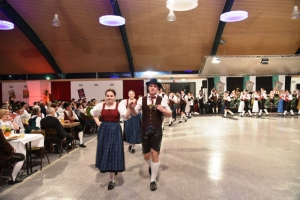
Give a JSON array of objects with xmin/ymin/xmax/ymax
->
[
  {"xmin": 224, "ymin": 100, "xmax": 230, "ymax": 109},
  {"xmin": 124, "ymin": 114, "xmax": 141, "ymax": 144},
  {"xmin": 238, "ymin": 101, "xmax": 245, "ymax": 113},
  {"xmin": 96, "ymin": 103, "xmax": 125, "ymax": 173},
  {"xmin": 252, "ymin": 100, "xmax": 259, "ymax": 113},
  {"xmin": 277, "ymin": 99, "xmax": 284, "ymax": 113}
]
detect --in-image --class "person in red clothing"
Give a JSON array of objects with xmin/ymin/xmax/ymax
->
[{"xmin": 90, "ymin": 89, "xmax": 131, "ymax": 190}]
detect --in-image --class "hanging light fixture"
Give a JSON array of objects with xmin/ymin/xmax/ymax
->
[
  {"xmin": 0, "ymin": 20, "xmax": 14, "ymax": 30},
  {"xmin": 166, "ymin": 0, "xmax": 198, "ymax": 12},
  {"xmin": 220, "ymin": 10, "xmax": 248, "ymax": 22},
  {"xmin": 291, "ymin": 6, "xmax": 300, "ymax": 19},
  {"xmin": 99, "ymin": 15, "xmax": 125, "ymax": 26},
  {"xmin": 166, "ymin": 10, "xmax": 176, "ymax": 21},
  {"xmin": 52, "ymin": 14, "xmax": 61, "ymax": 26}
]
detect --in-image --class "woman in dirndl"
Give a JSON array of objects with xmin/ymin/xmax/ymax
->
[
  {"xmin": 222, "ymin": 91, "xmax": 234, "ymax": 118},
  {"xmin": 90, "ymin": 89, "xmax": 131, "ymax": 190},
  {"xmin": 252, "ymin": 91, "xmax": 260, "ymax": 116},
  {"xmin": 238, "ymin": 90, "xmax": 245, "ymax": 116},
  {"xmin": 277, "ymin": 90, "xmax": 285, "ymax": 116},
  {"xmin": 122, "ymin": 90, "xmax": 141, "ymax": 154}
]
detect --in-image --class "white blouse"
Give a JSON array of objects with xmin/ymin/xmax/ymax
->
[{"xmin": 90, "ymin": 102, "xmax": 127, "ymax": 120}]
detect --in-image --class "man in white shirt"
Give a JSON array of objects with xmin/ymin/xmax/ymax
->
[{"xmin": 129, "ymin": 78, "xmax": 171, "ymax": 191}]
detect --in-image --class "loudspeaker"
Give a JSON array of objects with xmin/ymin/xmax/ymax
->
[
  {"xmin": 202, "ymin": 80, "xmax": 207, "ymax": 88},
  {"xmin": 296, "ymin": 84, "xmax": 300, "ymax": 90}
]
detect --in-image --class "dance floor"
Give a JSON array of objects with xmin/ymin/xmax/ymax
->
[{"xmin": 1, "ymin": 114, "xmax": 300, "ymax": 200}]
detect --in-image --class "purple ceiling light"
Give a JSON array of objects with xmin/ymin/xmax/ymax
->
[
  {"xmin": 99, "ymin": 15, "xmax": 125, "ymax": 26},
  {"xmin": 220, "ymin": 11, "xmax": 248, "ymax": 22},
  {"xmin": 0, "ymin": 20, "xmax": 14, "ymax": 30}
]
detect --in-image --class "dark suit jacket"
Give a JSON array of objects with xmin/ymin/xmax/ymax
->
[{"xmin": 40, "ymin": 116, "xmax": 66, "ymax": 141}]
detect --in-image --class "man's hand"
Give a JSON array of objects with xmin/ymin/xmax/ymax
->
[
  {"xmin": 62, "ymin": 137, "xmax": 66, "ymax": 141},
  {"xmin": 64, "ymin": 120, "xmax": 70, "ymax": 123},
  {"xmin": 156, "ymin": 105, "xmax": 165, "ymax": 111}
]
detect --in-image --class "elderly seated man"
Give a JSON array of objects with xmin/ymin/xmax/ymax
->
[{"xmin": 41, "ymin": 107, "xmax": 74, "ymax": 152}]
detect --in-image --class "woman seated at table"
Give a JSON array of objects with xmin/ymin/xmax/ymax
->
[
  {"xmin": 0, "ymin": 129, "xmax": 25, "ymax": 184},
  {"xmin": 59, "ymin": 103, "xmax": 86, "ymax": 148},
  {"xmin": 0, "ymin": 109, "xmax": 19, "ymax": 131}
]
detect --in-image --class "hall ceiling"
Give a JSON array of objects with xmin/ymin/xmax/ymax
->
[{"xmin": 0, "ymin": 0, "xmax": 299, "ymax": 77}]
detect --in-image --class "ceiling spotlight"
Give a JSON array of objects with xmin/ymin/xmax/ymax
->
[
  {"xmin": 290, "ymin": 6, "xmax": 300, "ymax": 19},
  {"xmin": 0, "ymin": 20, "xmax": 14, "ymax": 30},
  {"xmin": 212, "ymin": 57, "xmax": 220, "ymax": 64},
  {"xmin": 166, "ymin": 0, "xmax": 198, "ymax": 12},
  {"xmin": 220, "ymin": 10, "xmax": 248, "ymax": 22},
  {"xmin": 99, "ymin": 15, "xmax": 125, "ymax": 26},
  {"xmin": 52, "ymin": 14, "xmax": 61, "ymax": 26},
  {"xmin": 261, "ymin": 58, "xmax": 269, "ymax": 65},
  {"xmin": 166, "ymin": 10, "xmax": 177, "ymax": 21}
]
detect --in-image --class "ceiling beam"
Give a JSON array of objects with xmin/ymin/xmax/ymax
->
[
  {"xmin": 109, "ymin": 0, "xmax": 135, "ymax": 78},
  {"xmin": 1, "ymin": 0, "xmax": 64, "ymax": 79},
  {"xmin": 210, "ymin": 0, "xmax": 234, "ymax": 56}
]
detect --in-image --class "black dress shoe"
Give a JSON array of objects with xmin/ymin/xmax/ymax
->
[
  {"xmin": 79, "ymin": 143, "xmax": 86, "ymax": 148},
  {"xmin": 148, "ymin": 167, "xmax": 151, "ymax": 176},
  {"xmin": 108, "ymin": 181, "xmax": 115, "ymax": 190},
  {"xmin": 150, "ymin": 181, "xmax": 157, "ymax": 191},
  {"xmin": 128, "ymin": 145, "xmax": 132, "ymax": 151},
  {"xmin": 131, "ymin": 149, "xmax": 135, "ymax": 154},
  {"xmin": 8, "ymin": 177, "xmax": 23, "ymax": 185},
  {"xmin": 178, "ymin": 121, "xmax": 182, "ymax": 123},
  {"xmin": 185, "ymin": 119, "xmax": 187, "ymax": 122}
]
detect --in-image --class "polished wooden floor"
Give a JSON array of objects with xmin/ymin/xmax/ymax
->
[{"xmin": 1, "ymin": 114, "xmax": 300, "ymax": 200}]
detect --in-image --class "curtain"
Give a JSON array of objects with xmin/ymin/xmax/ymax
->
[
  {"xmin": 0, "ymin": 82, "xmax": 2, "ymax": 104},
  {"xmin": 51, "ymin": 81, "xmax": 71, "ymax": 101},
  {"xmin": 123, "ymin": 80, "xmax": 144, "ymax": 99},
  {"xmin": 214, "ymin": 77, "xmax": 220, "ymax": 88}
]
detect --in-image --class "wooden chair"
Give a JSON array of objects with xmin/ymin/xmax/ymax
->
[
  {"xmin": 30, "ymin": 130, "xmax": 50, "ymax": 170},
  {"xmin": 44, "ymin": 128, "xmax": 69, "ymax": 158},
  {"xmin": 83, "ymin": 115, "xmax": 97, "ymax": 136},
  {"xmin": 0, "ymin": 161, "xmax": 13, "ymax": 187}
]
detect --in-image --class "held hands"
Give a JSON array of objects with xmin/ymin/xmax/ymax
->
[
  {"xmin": 129, "ymin": 99, "xmax": 137, "ymax": 109},
  {"xmin": 64, "ymin": 120, "xmax": 70, "ymax": 123}
]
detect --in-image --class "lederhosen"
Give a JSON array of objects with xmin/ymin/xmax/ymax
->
[
  {"xmin": 211, "ymin": 94, "xmax": 218, "ymax": 112},
  {"xmin": 168, "ymin": 96, "xmax": 176, "ymax": 119},
  {"xmin": 284, "ymin": 95, "xmax": 291, "ymax": 111},
  {"xmin": 141, "ymin": 96, "xmax": 163, "ymax": 153},
  {"xmin": 244, "ymin": 94, "xmax": 250, "ymax": 112},
  {"xmin": 180, "ymin": 95, "xmax": 187, "ymax": 112}
]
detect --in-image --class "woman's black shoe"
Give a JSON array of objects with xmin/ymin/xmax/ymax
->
[
  {"xmin": 128, "ymin": 145, "xmax": 132, "ymax": 151},
  {"xmin": 108, "ymin": 181, "xmax": 115, "ymax": 190},
  {"xmin": 150, "ymin": 181, "xmax": 157, "ymax": 191}
]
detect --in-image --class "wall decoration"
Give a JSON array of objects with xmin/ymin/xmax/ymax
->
[
  {"xmin": 78, "ymin": 88, "xmax": 85, "ymax": 98},
  {"xmin": 8, "ymin": 90, "xmax": 15, "ymax": 97},
  {"xmin": 23, "ymin": 89, "xmax": 29, "ymax": 98},
  {"xmin": 246, "ymin": 81, "xmax": 254, "ymax": 92}
]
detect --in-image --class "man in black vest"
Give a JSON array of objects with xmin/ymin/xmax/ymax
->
[{"xmin": 129, "ymin": 78, "xmax": 171, "ymax": 191}]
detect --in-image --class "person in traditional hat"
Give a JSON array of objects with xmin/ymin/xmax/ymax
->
[
  {"xmin": 90, "ymin": 89, "xmax": 131, "ymax": 190},
  {"xmin": 129, "ymin": 78, "xmax": 172, "ymax": 191}
]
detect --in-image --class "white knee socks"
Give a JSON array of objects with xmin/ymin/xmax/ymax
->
[
  {"xmin": 78, "ymin": 131, "xmax": 83, "ymax": 144},
  {"xmin": 150, "ymin": 161, "xmax": 160, "ymax": 182}
]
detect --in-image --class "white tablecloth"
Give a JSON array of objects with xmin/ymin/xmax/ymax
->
[{"xmin": 8, "ymin": 134, "xmax": 44, "ymax": 156}]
